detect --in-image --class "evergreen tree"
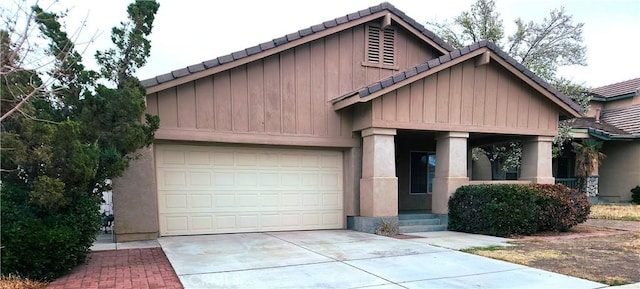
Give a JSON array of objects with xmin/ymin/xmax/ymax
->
[{"xmin": 1, "ymin": 0, "xmax": 160, "ymax": 280}]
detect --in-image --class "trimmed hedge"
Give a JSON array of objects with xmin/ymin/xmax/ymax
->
[
  {"xmin": 1, "ymin": 182, "xmax": 102, "ymax": 281},
  {"xmin": 531, "ymin": 184, "xmax": 590, "ymax": 232},
  {"xmin": 448, "ymin": 184, "xmax": 590, "ymax": 237},
  {"xmin": 632, "ymin": 186, "xmax": 640, "ymax": 204}
]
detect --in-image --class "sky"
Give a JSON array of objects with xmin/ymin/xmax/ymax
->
[{"xmin": 8, "ymin": 0, "xmax": 640, "ymax": 88}]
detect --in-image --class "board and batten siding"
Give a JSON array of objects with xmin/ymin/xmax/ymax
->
[
  {"xmin": 145, "ymin": 23, "xmax": 440, "ymax": 146},
  {"xmin": 361, "ymin": 61, "xmax": 559, "ymax": 136}
]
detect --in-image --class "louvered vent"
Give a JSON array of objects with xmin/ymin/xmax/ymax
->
[
  {"xmin": 367, "ymin": 25, "xmax": 381, "ymax": 63},
  {"xmin": 366, "ymin": 24, "xmax": 395, "ymax": 66},
  {"xmin": 382, "ymin": 28, "xmax": 395, "ymax": 65}
]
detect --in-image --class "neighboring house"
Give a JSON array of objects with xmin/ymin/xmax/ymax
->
[
  {"xmin": 558, "ymin": 78, "xmax": 640, "ymax": 202},
  {"xmin": 113, "ymin": 2, "xmax": 582, "ymax": 241}
]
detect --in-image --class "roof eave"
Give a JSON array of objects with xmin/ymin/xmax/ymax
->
[
  {"xmin": 143, "ymin": 3, "xmax": 454, "ymax": 94},
  {"xmin": 588, "ymin": 128, "xmax": 640, "ymax": 141},
  {"xmin": 334, "ymin": 45, "xmax": 583, "ymax": 119},
  {"xmin": 591, "ymin": 92, "xmax": 635, "ymax": 102},
  {"xmin": 145, "ymin": 11, "xmax": 387, "ymax": 94}
]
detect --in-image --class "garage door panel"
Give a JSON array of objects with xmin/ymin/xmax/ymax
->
[
  {"xmin": 160, "ymin": 212, "xmax": 344, "ymax": 234},
  {"xmin": 159, "ymin": 170, "xmax": 187, "ymax": 187},
  {"xmin": 157, "ymin": 145, "xmax": 344, "ymax": 236},
  {"xmin": 188, "ymin": 151, "xmax": 210, "ymax": 165},
  {"xmin": 259, "ymin": 173, "xmax": 279, "ymax": 186}
]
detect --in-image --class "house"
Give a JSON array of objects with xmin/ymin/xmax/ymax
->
[
  {"xmin": 558, "ymin": 78, "xmax": 640, "ymax": 201},
  {"xmin": 112, "ymin": 2, "xmax": 582, "ymax": 241}
]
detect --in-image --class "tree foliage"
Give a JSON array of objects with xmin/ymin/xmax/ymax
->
[
  {"xmin": 428, "ymin": 0, "xmax": 589, "ymax": 112},
  {"xmin": 1, "ymin": 0, "xmax": 160, "ymax": 280},
  {"xmin": 95, "ymin": 0, "xmax": 159, "ymax": 87},
  {"xmin": 430, "ymin": 0, "xmax": 588, "ymax": 177}
]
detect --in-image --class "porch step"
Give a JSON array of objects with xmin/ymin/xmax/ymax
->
[
  {"xmin": 398, "ymin": 213, "xmax": 447, "ymax": 233},
  {"xmin": 399, "ymin": 224, "xmax": 448, "ymax": 234},
  {"xmin": 398, "ymin": 218, "xmax": 441, "ymax": 226},
  {"xmin": 398, "ymin": 213, "xmax": 439, "ymax": 220}
]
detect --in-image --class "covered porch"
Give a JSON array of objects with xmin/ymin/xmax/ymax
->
[
  {"xmin": 358, "ymin": 128, "xmax": 555, "ymax": 217},
  {"xmin": 335, "ymin": 42, "xmax": 582, "ymax": 233}
]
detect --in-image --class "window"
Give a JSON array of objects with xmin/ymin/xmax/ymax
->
[
  {"xmin": 366, "ymin": 24, "xmax": 395, "ymax": 66},
  {"xmin": 410, "ymin": 152, "xmax": 436, "ymax": 194}
]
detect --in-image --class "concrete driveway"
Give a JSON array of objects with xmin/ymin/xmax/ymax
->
[{"xmin": 159, "ymin": 230, "xmax": 605, "ymax": 289}]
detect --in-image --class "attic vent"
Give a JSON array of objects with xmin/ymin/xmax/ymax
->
[{"xmin": 366, "ymin": 24, "xmax": 395, "ymax": 66}]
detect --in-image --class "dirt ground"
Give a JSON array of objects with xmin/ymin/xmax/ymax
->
[{"xmin": 470, "ymin": 219, "xmax": 640, "ymax": 285}]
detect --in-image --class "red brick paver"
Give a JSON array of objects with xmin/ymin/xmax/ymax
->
[{"xmin": 48, "ymin": 248, "xmax": 182, "ymax": 289}]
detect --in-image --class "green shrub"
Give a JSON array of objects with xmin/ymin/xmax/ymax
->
[
  {"xmin": 448, "ymin": 184, "xmax": 589, "ymax": 237},
  {"xmin": 448, "ymin": 185, "xmax": 541, "ymax": 237},
  {"xmin": 1, "ymin": 182, "xmax": 102, "ymax": 281},
  {"xmin": 529, "ymin": 184, "xmax": 590, "ymax": 231},
  {"xmin": 631, "ymin": 186, "xmax": 640, "ymax": 204}
]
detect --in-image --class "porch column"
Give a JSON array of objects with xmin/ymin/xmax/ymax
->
[
  {"xmin": 520, "ymin": 136, "xmax": 555, "ymax": 184},
  {"xmin": 360, "ymin": 128, "xmax": 398, "ymax": 217},
  {"xmin": 433, "ymin": 132, "xmax": 469, "ymax": 214}
]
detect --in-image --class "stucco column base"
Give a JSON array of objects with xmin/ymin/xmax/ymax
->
[
  {"xmin": 360, "ymin": 177, "xmax": 398, "ymax": 217},
  {"xmin": 432, "ymin": 177, "xmax": 469, "ymax": 214},
  {"xmin": 520, "ymin": 136, "xmax": 554, "ymax": 184}
]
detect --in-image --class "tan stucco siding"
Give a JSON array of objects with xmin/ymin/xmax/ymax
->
[
  {"xmin": 586, "ymin": 102, "xmax": 604, "ymax": 117},
  {"xmin": 599, "ymin": 142, "xmax": 640, "ymax": 202},
  {"xmin": 370, "ymin": 61, "xmax": 559, "ymax": 136},
  {"xmin": 112, "ymin": 146, "xmax": 159, "ymax": 241},
  {"xmin": 146, "ymin": 23, "xmax": 439, "ymax": 146},
  {"xmin": 603, "ymin": 98, "xmax": 635, "ymax": 110}
]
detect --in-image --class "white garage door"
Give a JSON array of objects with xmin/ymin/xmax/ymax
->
[{"xmin": 156, "ymin": 144, "xmax": 344, "ymax": 236}]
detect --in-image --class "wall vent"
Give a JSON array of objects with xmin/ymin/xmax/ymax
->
[{"xmin": 367, "ymin": 24, "xmax": 395, "ymax": 66}]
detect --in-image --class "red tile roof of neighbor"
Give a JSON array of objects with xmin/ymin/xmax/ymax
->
[
  {"xmin": 591, "ymin": 77, "xmax": 640, "ymax": 98},
  {"xmin": 564, "ymin": 117, "xmax": 630, "ymax": 136},
  {"xmin": 601, "ymin": 104, "xmax": 640, "ymax": 135},
  {"xmin": 565, "ymin": 105, "xmax": 640, "ymax": 138}
]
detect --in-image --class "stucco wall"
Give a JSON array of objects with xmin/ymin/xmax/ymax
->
[
  {"xmin": 113, "ymin": 146, "xmax": 159, "ymax": 241},
  {"xmin": 343, "ymin": 145, "xmax": 363, "ymax": 217},
  {"xmin": 599, "ymin": 141, "xmax": 640, "ymax": 202},
  {"xmin": 603, "ymin": 98, "xmax": 635, "ymax": 110}
]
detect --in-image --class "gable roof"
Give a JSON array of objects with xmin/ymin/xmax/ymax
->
[
  {"xmin": 601, "ymin": 104, "xmax": 640, "ymax": 135},
  {"xmin": 332, "ymin": 40, "xmax": 583, "ymax": 117},
  {"xmin": 563, "ymin": 117, "xmax": 630, "ymax": 137},
  {"xmin": 591, "ymin": 77, "xmax": 640, "ymax": 98},
  {"xmin": 564, "ymin": 104, "xmax": 640, "ymax": 140},
  {"xmin": 141, "ymin": 2, "xmax": 454, "ymax": 93}
]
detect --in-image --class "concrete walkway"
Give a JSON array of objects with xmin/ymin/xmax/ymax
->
[{"xmin": 159, "ymin": 230, "xmax": 606, "ymax": 289}]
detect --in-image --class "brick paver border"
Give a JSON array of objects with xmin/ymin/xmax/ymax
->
[{"xmin": 48, "ymin": 248, "xmax": 182, "ymax": 289}]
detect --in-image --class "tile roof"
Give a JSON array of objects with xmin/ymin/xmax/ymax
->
[
  {"xmin": 591, "ymin": 77, "xmax": 640, "ymax": 98},
  {"xmin": 563, "ymin": 104, "xmax": 640, "ymax": 139},
  {"xmin": 601, "ymin": 104, "xmax": 640, "ymax": 135},
  {"xmin": 345, "ymin": 40, "xmax": 583, "ymax": 115},
  {"xmin": 562, "ymin": 117, "xmax": 629, "ymax": 136},
  {"xmin": 140, "ymin": 2, "xmax": 454, "ymax": 89}
]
